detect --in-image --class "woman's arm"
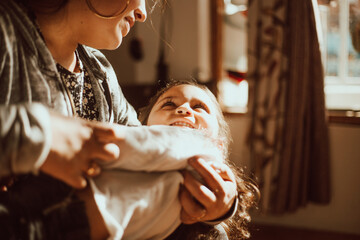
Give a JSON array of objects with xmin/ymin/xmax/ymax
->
[
  {"xmin": 0, "ymin": 104, "xmax": 127, "ymax": 188},
  {"xmin": 76, "ymin": 186, "xmax": 110, "ymax": 240},
  {"xmin": 0, "ymin": 104, "xmax": 51, "ymax": 177}
]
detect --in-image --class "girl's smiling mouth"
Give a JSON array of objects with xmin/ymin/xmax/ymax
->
[{"xmin": 170, "ymin": 121, "xmax": 195, "ymax": 129}]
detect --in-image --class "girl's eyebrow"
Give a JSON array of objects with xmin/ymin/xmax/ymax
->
[
  {"xmin": 195, "ymin": 100, "xmax": 211, "ymax": 112},
  {"xmin": 157, "ymin": 96, "xmax": 175, "ymax": 104}
]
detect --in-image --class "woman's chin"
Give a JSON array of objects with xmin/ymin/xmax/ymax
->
[{"xmin": 102, "ymin": 38, "xmax": 123, "ymax": 50}]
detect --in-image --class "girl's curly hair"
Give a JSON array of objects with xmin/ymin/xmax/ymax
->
[{"xmin": 139, "ymin": 79, "xmax": 260, "ymax": 239}]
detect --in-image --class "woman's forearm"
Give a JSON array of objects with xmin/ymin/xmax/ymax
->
[
  {"xmin": 0, "ymin": 103, "xmax": 51, "ymax": 177},
  {"xmin": 76, "ymin": 186, "xmax": 110, "ymax": 240}
]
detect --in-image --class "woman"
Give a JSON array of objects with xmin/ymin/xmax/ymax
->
[{"xmin": 0, "ymin": 0, "xmax": 237, "ymax": 239}]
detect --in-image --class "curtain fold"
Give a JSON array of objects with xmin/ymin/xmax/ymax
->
[{"xmin": 247, "ymin": 0, "xmax": 331, "ymax": 214}]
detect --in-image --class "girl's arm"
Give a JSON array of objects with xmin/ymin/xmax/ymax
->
[{"xmin": 102, "ymin": 125, "xmax": 224, "ymax": 171}]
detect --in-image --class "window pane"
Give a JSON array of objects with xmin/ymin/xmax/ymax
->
[
  {"xmin": 322, "ymin": 0, "xmax": 340, "ymax": 77},
  {"xmin": 220, "ymin": 0, "xmax": 248, "ymax": 113},
  {"xmin": 348, "ymin": 0, "xmax": 360, "ymax": 78}
]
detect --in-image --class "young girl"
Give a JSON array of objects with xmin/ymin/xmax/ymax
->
[{"xmin": 78, "ymin": 80, "xmax": 259, "ymax": 240}]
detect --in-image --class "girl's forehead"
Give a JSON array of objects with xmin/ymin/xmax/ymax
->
[
  {"xmin": 160, "ymin": 85, "xmax": 210, "ymax": 101},
  {"xmin": 157, "ymin": 84, "xmax": 218, "ymax": 112}
]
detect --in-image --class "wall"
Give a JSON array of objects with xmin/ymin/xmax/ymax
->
[
  {"xmin": 103, "ymin": 0, "xmax": 211, "ymax": 85},
  {"xmin": 226, "ymin": 114, "xmax": 360, "ymax": 235}
]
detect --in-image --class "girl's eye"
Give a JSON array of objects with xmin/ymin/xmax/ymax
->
[
  {"xmin": 161, "ymin": 100, "xmax": 176, "ymax": 108},
  {"xmin": 193, "ymin": 103, "xmax": 208, "ymax": 112}
]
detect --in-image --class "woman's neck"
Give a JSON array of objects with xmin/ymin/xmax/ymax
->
[{"xmin": 35, "ymin": 10, "xmax": 79, "ymax": 72}]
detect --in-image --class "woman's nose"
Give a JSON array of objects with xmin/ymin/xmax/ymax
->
[{"xmin": 134, "ymin": 0, "xmax": 147, "ymax": 22}]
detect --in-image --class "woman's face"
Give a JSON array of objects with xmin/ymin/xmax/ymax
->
[
  {"xmin": 75, "ymin": 0, "xmax": 147, "ymax": 49},
  {"xmin": 147, "ymin": 85, "xmax": 220, "ymax": 138}
]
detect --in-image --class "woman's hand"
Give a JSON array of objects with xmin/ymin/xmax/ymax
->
[
  {"xmin": 179, "ymin": 157, "xmax": 237, "ymax": 224},
  {"xmin": 40, "ymin": 113, "xmax": 124, "ymax": 189}
]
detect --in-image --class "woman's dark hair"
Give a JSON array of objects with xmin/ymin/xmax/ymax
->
[{"xmin": 139, "ymin": 79, "xmax": 260, "ymax": 239}]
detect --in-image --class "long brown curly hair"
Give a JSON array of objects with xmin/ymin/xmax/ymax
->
[{"xmin": 139, "ymin": 79, "xmax": 260, "ymax": 239}]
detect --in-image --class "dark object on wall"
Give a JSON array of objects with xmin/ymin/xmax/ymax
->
[
  {"xmin": 129, "ymin": 37, "xmax": 144, "ymax": 61},
  {"xmin": 156, "ymin": 51, "xmax": 169, "ymax": 89},
  {"xmin": 155, "ymin": 1, "xmax": 172, "ymax": 90},
  {"xmin": 121, "ymin": 84, "xmax": 157, "ymax": 112}
]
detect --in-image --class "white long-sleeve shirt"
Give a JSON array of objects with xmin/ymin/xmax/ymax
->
[{"xmin": 90, "ymin": 125, "xmax": 223, "ymax": 240}]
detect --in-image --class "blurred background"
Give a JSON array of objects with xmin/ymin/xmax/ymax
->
[{"xmin": 102, "ymin": 0, "xmax": 360, "ymax": 239}]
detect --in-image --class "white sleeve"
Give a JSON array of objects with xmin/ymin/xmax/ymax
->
[{"xmin": 102, "ymin": 125, "xmax": 223, "ymax": 171}]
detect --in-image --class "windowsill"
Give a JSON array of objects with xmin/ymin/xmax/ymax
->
[
  {"xmin": 325, "ymin": 84, "xmax": 360, "ymax": 111},
  {"xmin": 222, "ymin": 109, "xmax": 360, "ymax": 126},
  {"xmin": 223, "ymin": 111, "xmax": 248, "ymax": 117},
  {"xmin": 221, "ymin": 106, "xmax": 247, "ymax": 114},
  {"xmin": 328, "ymin": 110, "xmax": 360, "ymax": 125}
]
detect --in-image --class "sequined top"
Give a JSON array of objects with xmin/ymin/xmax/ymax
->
[{"xmin": 56, "ymin": 57, "xmax": 99, "ymax": 121}]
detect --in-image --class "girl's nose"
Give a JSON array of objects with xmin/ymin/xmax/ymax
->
[{"xmin": 176, "ymin": 106, "xmax": 193, "ymax": 116}]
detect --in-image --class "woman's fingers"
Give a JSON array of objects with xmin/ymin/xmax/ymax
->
[
  {"xmin": 182, "ymin": 170, "xmax": 217, "ymax": 207},
  {"xmin": 40, "ymin": 151, "xmax": 88, "ymax": 189},
  {"xmin": 209, "ymin": 161, "xmax": 236, "ymax": 183},
  {"xmin": 68, "ymin": 174, "xmax": 88, "ymax": 189},
  {"xmin": 188, "ymin": 157, "xmax": 226, "ymax": 197},
  {"xmin": 85, "ymin": 161, "xmax": 102, "ymax": 177},
  {"xmin": 179, "ymin": 186, "xmax": 207, "ymax": 224},
  {"xmin": 179, "ymin": 157, "xmax": 238, "ymax": 222},
  {"xmin": 91, "ymin": 143, "xmax": 120, "ymax": 161},
  {"xmin": 90, "ymin": 123, "xmax": 126, "ymax": 161},
  {"xmin": 41, "ymin": 114, "xmax": 125, "ymax": 189},
  {"xmin": 92, "ymin": 123, "xmax": 126, "ymax": 142}
]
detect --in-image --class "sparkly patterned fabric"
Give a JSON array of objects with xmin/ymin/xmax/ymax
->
[{"xmin": 57, "ymin": 58, "xmax": 99, "ymax": 121}]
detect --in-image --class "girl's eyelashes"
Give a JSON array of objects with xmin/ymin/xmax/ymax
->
[
  {"xmin": 193, "ymin": 103, "xmax": 209, "ymax": 112},
  {"xmin": 161, "ymin": 100, "xmax": 176, "ymax": 108},
  {"xmin": 160, "ymin": 99, "xmax": 209, "ymax": 113}
]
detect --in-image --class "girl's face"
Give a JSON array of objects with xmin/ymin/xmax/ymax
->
[
  {"xmin": 75, "ymin": 0, "xmax": 146, "ymax": 49},
  {"xmin": 147, "ymin": 85, "xmax": 220, "ymax": 138}
]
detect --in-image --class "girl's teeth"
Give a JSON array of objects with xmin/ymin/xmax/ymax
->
[{"xmin": 171, "ymin": 122, "xmax": 194, "ymax": 128}]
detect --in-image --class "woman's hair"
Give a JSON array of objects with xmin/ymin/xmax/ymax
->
[
  {"xmin": 139, "ymin": 79, "xmax": 260, "ymax": 239},
  {"xmin": 15, "ymin": 0, "xmax": 69, "ymax": 13}
]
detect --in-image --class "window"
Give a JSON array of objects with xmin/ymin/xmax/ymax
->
[
  {"xmin": 218, "ymin": 0, "xmax": 248, "ymax": 113},
  {"xmin": 218, "ymin": 0, "xmax": 360, "ymax": 118},
  {"xmin": 318, "ymin": 0, "xmax": 360, "ymax": 111}
]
